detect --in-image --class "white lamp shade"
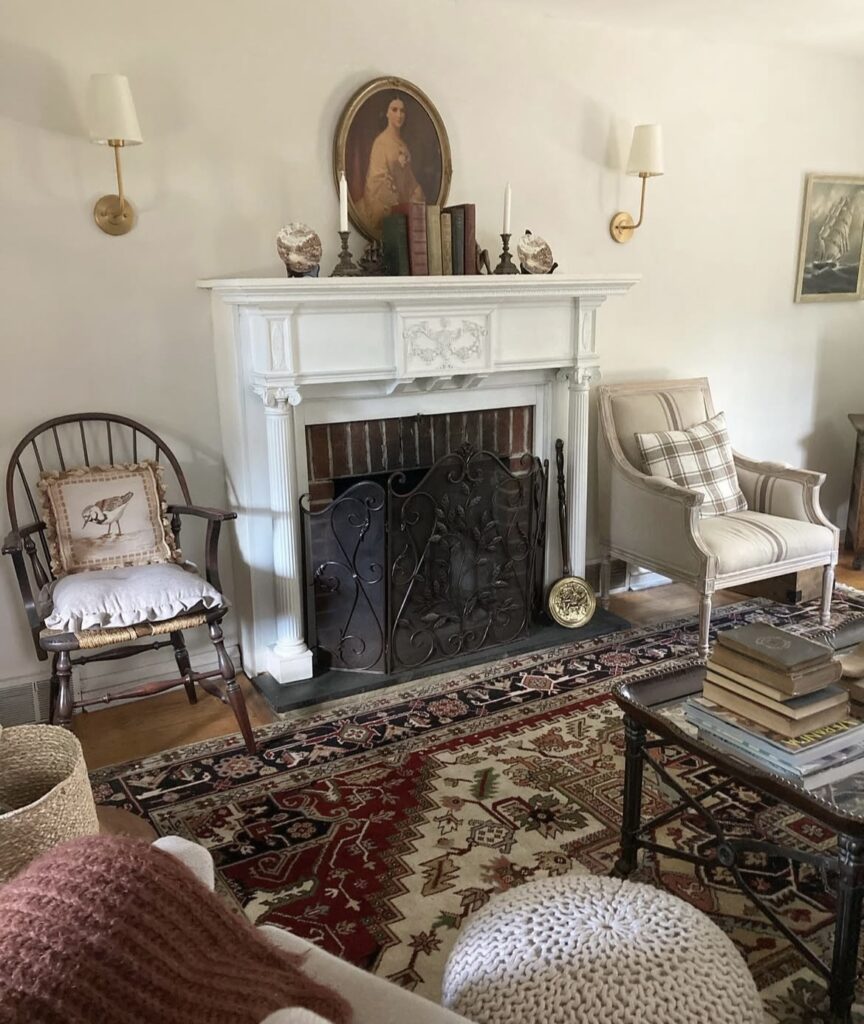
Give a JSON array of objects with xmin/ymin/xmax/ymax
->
[
  {"xmin": 626, "ymin": 124, "xmax": 663, "ymax": 176},
  {"xmin": 87, "ymin": 74, "xmax": 142, "ymax": 145}
]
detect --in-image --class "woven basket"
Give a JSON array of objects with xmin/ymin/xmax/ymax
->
[{"xmin": 0, "ymin": 724, "xmax": 100, "ymax": 883}]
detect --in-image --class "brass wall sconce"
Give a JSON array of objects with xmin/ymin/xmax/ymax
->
[
  {"xmin": 87, "ymin": 74, "xmax": 143, "ymax": 236},
  {"xmin": 610, "ymin": 124, "xmax": 664, "ymax": 244}
]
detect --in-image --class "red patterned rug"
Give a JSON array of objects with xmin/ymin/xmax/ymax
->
[{"xmin": 91, "ymin": 593, "xmax": 864, "ymax": 1023}]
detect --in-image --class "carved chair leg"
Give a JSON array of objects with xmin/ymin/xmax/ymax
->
[
  {"xmin": 821, "ymin": 564, "xmax": 835, "ymax": 627},
  {"xmin": 170, "ymin": 630, "xmax": 197, "ymax": 704},
  {"xmin": 599, "ymin": 552, "xmax": 612, "ymax": 609},
  {"xmin": 48, "ymin": 653, "xmax": 59, "ymax": 725},
  {"xmin": 56, "ymin": 650, "xmax": 74, "ymax": 729},
  {"xmin": 208, "ymin": 620, "xmax": 257, "ymax": 755},
  {"xmin": 697, "ymin": 591, "xmax": 713, "ymax": 661}
]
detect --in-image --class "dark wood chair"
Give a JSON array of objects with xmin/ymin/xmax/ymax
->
[{"xmin": 3, "ymin": 413, "xmax": 257, "ymax": 753}]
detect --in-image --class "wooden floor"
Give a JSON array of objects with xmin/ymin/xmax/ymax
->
[{"xmin": 75, "ymin": 552, "xmax": 864, "ymax": 770}]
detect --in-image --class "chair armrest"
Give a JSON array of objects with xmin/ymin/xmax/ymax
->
[
  {"xmin": 166, "ymin": 505, "xmax": 236, "ymax": 592},
  {"xmin": 2, "ymin": 520, "xmax": 45, "ymax": 555},
  {"xmin": 2, "ymin": 528, "xmax": 22, "ymax": 555},
  {"xmin": 2, "ymin": 521, "xmax": 48, "ymax": 640},
  {"xmin": 733, "ymin": 452, "xmax": 837, "ymax": 533},
  {"xmin": 166, "ymin": 504, "xmax": 237, "ymax": 522},
  {"xmin": 598, "ymin": 429, "xmax": 713, "ymax": 580}
]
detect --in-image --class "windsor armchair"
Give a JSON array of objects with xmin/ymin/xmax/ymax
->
[{"xmin": 3, "ymin": 413, "xmax": 256, "ymax": 753}]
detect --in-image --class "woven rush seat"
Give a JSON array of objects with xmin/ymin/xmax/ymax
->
[
  {"xmin": 41, "ymin": 609, "xmax": 213, "ymax": 650},
  {"xmin": 441, "ymin": 874, "xmax": 763, "ymax": 1024}
]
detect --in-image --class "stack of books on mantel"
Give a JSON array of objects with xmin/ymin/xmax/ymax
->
[
  {"xmin": 685, "ymin": 623, "xmax": 864, "ymax": 790},
  {"xmin": 381, "ymin": 202, "xmax": 477, "ymax": 276}
]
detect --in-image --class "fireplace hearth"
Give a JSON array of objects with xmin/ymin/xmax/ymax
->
[{"xmin": 301, "ymin": 443, "xmax": 547, "ymax": 675}]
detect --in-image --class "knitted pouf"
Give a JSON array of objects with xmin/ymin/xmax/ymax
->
[{"xmin": 441, "ymin": 874, "xmax": 763, "ymax": 1024}]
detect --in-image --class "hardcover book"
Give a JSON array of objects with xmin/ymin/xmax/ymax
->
[
  {"xmin": 685, "ymin": 696, "xmax": 864, "ymax": 761},
  {"xmin": 461, "ymin": 203, "xmax": 477, "ymax": 275},
  {"xmin": 710, "ymin": 644, "xmax": 841, "ymax": 694},
  {"xmin": 440, "ymin": 213, "xmax": 453, "ymax": 274},
  {"xmin": 696, "ymin": 730, "xmax": 864, "ymax": 791},
  {"xmin": 704, "ymin": 670, "xmax": 847, "ymax": 720},
  {"xmin": 715, "ymin": 624, "xmax": 833, "ymax": 672},
  {"xmin": 703, "ymin": 679, "xmax": 846, "ymax": 737},
  {"xmin": 425, "ymin": 204, "xmax": 443, "ymax": 275},
  {"xmin": 442, "ymin": 205, "xmax": 465, "ymax": 274},
  {"xmin": 442, "ymin": 203, "xmax": 474, "ymax": 274},
  {"xmin": 381, "ymin": 213, "xmax": 409, "ymax": 276},
  {"xmin": 391, "ymin": 202, "xmax": 429, "ymax": 275}
]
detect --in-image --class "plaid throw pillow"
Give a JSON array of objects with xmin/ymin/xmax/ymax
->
[{"xmin": 635, "ymin": 412, "xmax": 747, "ymax": 518}]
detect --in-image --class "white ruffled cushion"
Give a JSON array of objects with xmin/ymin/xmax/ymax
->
[{"xmin": 42, "ymin": 563, "xmax": 224, "ymax": 632}]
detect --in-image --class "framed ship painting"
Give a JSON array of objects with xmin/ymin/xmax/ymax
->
[
  {"xmin": 795, "ymin": 174, "xmax": 864, "ymax": 302},
  {"xmin": 334, "ymin": 76, "xmax": 452, "ymax": 242}
]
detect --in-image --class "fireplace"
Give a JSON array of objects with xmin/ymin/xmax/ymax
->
[
  {"xmin": 301, "ymin": 427, "xmax": 547, "ymax": 674},
  {"xmin": 199, "ymin": 274, "xmax": 638, "ymax": 687}
]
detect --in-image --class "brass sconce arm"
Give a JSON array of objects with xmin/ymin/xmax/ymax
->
[
  {"xmin": 94, "ymin": 140, "xmax": 135, "ymax": 236},
  {"xmin": 610, "ymin": 174, "xmax": 649, "ymax": 243}
]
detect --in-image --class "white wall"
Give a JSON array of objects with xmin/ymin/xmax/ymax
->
[{"xmin": 1, "ymin": 0, "xmax": 863, "ymax": 689}]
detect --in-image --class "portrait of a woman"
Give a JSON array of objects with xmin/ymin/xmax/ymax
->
[{"xmin": 335, "ymin": 77, "xmax": 452, "ymax": 241}]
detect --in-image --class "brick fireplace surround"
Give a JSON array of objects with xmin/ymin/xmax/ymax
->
[
  {"xmin": 200, "ymin": 275, "xmax": 638, "ymax": 686},
  {"xmin": 305, "ymin": 406, "xmax": 534, "ymax": 509}
]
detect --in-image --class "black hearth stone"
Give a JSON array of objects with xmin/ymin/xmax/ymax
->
[{"xmin": 253, "ymin": 608, "xmax": 631, "ymax": 715}]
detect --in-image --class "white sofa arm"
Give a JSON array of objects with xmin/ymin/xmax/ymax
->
[
  {"xmin": 261, "ymin": 927, "xmax": 471, "ymax": 1024},
  {"xmin": 733, "ymin": 452, "xmax": 837, "ymax": 535}
]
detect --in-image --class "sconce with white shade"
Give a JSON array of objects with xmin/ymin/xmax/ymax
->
[
  {"xmin": 609, "ymin": 124, "xmax": 664, "ymax": 243},
  {"xmin": 87, "ymin": 74, "xmax": 142, "ymax": 236}
]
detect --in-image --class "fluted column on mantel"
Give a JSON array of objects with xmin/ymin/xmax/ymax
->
[{"xmin": 256, "ymin": 385, "xmax": 314, "ymax": 683}]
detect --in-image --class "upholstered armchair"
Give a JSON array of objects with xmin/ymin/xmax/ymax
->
[{"xmin": 596, "ymin": 378, "xmax": 838, "ymax": 658}]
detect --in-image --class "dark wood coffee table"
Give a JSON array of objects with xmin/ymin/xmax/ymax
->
[{"xmin": 612, "ymin": 666, "xmax": 864, "ymax": 1024}]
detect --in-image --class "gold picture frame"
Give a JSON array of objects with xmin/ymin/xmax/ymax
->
[
  {"xmin": 795, "ymin": 173, "xmax": 864, "ymax": 302},
  {"xmin": 334, "ymin": 76, "xmax": 452, "ymax": 242}
]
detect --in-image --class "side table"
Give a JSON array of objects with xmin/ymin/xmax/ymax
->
[{"xmin": 846, "ymin": 414, "xmax": 864, "ymax": 570}]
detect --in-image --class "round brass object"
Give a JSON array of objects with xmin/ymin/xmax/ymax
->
[
  {"xmin": 547, "ymin": 575, "xmax": 596, "ymax": 628},
  {"xmin": 94, "ymin": 194, "xmax": 135, "ymax": 236},
  {"xmin": 609, "ymin": 211, "xmax": 635, "ymax": 244}
]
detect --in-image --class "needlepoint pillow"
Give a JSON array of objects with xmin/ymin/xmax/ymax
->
[
  {"xmin": 635, "ymin": 411, "xmax": 747, "ymax": 518},
  {"xmin": 38, "ymin": 461, "xmax": 181, "ymax": 575}
]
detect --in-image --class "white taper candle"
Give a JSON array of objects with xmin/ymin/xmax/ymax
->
[
  {"xmin": 339, "ymin": 172, "xmax": 348, "ymax": 232},
  {"xmin": 503, "ymin": 182, "xmax": 512, "ymax": 235}
]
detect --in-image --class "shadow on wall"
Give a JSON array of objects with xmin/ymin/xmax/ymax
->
[
  {"xmin": 0, "ymin": 39, "xmax": 89, "ymax": 201},
  {"xmin": 802, "ymin": 322, "xmax": 864, "ymax": 529},
  {"xmin": 0, "ymin": 40, "xmax": 83, "ymax": 136}
]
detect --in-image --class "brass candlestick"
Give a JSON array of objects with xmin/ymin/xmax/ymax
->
[
  {"xmin": 493, "ymin": 233, "xmax": 519, "ymax": 275},
  {"xmin": 331, "ymin": 230, "xmax": 362, "ymax": 277}
]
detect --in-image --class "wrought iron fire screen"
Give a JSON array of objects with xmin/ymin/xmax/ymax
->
[{"xmin": 301, "ymin": 443, "xmax": 548, "ymax": 675}]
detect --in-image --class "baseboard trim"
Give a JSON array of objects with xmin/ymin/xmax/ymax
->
[
  {"xmin": 585, "ymin": 558, "xmax": 670, "ymax": 594},
  {"xmin": 0, "ymin": 641, "xmax": 242, "ymax": 723}
]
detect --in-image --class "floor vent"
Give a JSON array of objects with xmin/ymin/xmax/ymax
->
[{"xmin": 0, "ymin": 678, "xmax": 49, "ymax": 726}]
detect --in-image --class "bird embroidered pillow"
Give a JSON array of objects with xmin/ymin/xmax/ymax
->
[{"xmin": 38, "ymin": 461, "xmax": 181, "ymax": 575}]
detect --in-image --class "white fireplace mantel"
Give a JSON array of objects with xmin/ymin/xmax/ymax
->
[{"xmin": 199, "ymin": 274, "xmax": 638, "ymax": 684}]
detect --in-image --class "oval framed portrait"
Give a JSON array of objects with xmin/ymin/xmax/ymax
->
[{"xmin": 334, "ymin": 76, "xmax": 452, "ymax": 242}]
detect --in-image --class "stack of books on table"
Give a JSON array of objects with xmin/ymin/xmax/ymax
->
[{"xmin": 685, "ymin": 623, "xmax": 864, "ymax": 790}]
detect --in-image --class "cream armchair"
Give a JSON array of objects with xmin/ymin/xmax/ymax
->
[{"xmin": 596, "ymin": 378, "xmax": 838, "ymax": 658}]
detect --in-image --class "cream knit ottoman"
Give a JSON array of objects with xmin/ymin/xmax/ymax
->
[{"xmin": 441, "ymin": 874, "xmax": 763, "ymax": 1024}]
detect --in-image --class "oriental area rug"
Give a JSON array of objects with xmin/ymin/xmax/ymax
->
[{"xmin": 91, "ymin": 591, "xmax": 864, "ymax": 1024}]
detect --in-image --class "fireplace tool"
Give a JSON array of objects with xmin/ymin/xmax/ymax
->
[{"xmin": 547, "ymin": 438, "xmax": 596, "ymax": 628}]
